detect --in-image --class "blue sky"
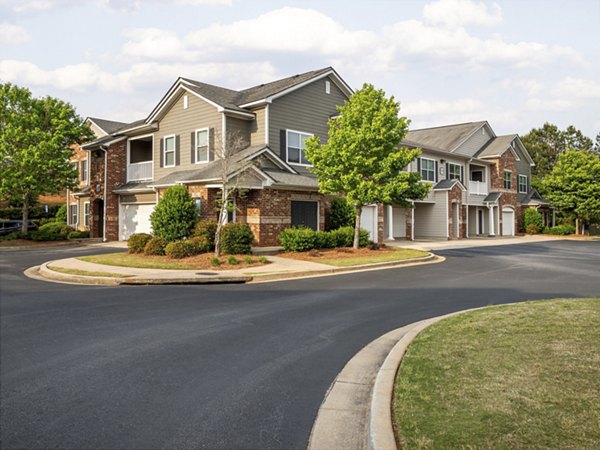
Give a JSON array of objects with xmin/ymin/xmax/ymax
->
[{"xmin": 1, "ymin": 0, "xmax": 598, "ymax": 138}]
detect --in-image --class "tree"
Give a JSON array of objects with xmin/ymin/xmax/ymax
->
[
  {"xmin": 0, "ymin": 83, "xmax": 93, "ymax": 232},
  {"xmin": 543, "ymin": 149, "xmax": 600, "ymax": 234},
  {"xmin": 150, "ymin": 185, "xmax": 197, "ymax": 241},
  {"xmin": 304, "ymin": 83, "xmax": 429, "ymax": 248}
]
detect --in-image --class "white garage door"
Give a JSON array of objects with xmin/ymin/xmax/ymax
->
[
  {"xmin": 502, "ymin": 208, "xmax": 515, "ymax": 236},
  {"xmin": 119, "ymin": 203, "xmax": 155, "ymax": 240},
  {"xmin": 360, "ymin": 205, "xmax": 377, "ymax": 242},
  {"xmin": 392, "ymin": 207, "xmax": 406, "ymax": 238}
]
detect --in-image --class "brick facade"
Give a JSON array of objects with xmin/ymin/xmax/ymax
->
[
  {"xmin": 103, "ymin": 141, "xmax": 127, "ymax": 240},
  {"xmin": 489, "ymin": 151, "xmax": 520, "ymax": 236}
]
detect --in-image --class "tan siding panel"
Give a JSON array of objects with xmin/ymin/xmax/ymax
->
[
  {"xmin": 414, "ymin": 192, "xmax": 447, "ymax": 238},
  {"xmin": 454, "ymin": 126, "xmax": 493, "ymax": 156},
  {"xmin": 250, "ymin": 107, "xmax": 265, "ymax": 146},
  {"xmin": 226, "ymin": 117, "xmax": 251, "ymax": 148}
]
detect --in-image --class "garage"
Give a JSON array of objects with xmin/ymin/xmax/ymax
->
[
  {"xmin": 291, "ymin": 200, "xmax": 318, "ymax": 231},
  {"xmin": 502, "ymin": 207, "xmax": 515, "ymax": 236},
  {"xmin": 360, "ymin": 205, "xmax": 378, "ymax": 242},
  {"xmin": 119, "ymin": 203, "xmax": 155, "ymax": 240}
]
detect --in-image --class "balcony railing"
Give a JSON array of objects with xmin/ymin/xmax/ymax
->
[
  {"xmin": 127, "ymin": 161, "xmax": 153, "ymax": 182},
  {"xmin": 469, "ymin": 180, "xmax": 488, "ymax": 195}
]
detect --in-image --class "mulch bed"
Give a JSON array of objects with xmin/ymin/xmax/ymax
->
[{"xmin": 278, "ymin": 246, "xmax": 394, "ymax": 261}]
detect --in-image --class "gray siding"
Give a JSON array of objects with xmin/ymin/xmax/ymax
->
[
  {"xmin": 414, "ymin": 192, "xmax": 448, "ymax": 238},
  {"xmin": 269, "ymin": 75, "xmax": 348, "ymax": 163},
  {"xmin": 453, "ymin": 124, "xmax": 493, "ymax": 156},
  {"xmin": 514, "ymin": 142, "xmax": 532, "ymax": 202},
  {"xmin": 153, "ymin": 92, "xmax": 221, "ymax": 181},
  {"xmin": 226, "ymin": 116, "xmax": 251, "ymax": 149}
]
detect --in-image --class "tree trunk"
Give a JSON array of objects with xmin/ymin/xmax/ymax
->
[
  {"xmin": 353, "ymin": 206, "xmax": 362, "ymax": 249},
  {"xmin": 213, "ymin": 188, "xmax": 228, "ymax": 257},
  {"xmin": 21, "ymin": 194, "xmax": 29, "ymax": 234},
  {"xmin": 575, "ymin": 218, "xmax": 580, "ymax": 235}
]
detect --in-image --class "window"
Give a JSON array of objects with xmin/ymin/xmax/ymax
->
[
  {"xmin": 71, "ymin": 161, "xmax": 79, "ymax": 179},
  {"xmin": 504, "ymin": 170, "xmax": 512, "ymax": 189},
  {"xmin": 471, "ymin": 170, "xmax": 483, "ymax": 182},
  {"xmin": 69, "ymin": 204, "xmax": 77, "ymax": 225},
  {"xmin": 519, "ymin": 175, "xmax": 528, "ymax": 193},
  {"xmin": 419, "ymin": 158, "xmax": 436, "ymax": 182},
  {"xmin": 286, "ymin": 130, "xmax": 312, "ymax": 165},
  {"xmin": 164, "ymin": 135, "xmax": 175, "ymax": 167},
  {"xmin": 81, "ymin": 159, "xmax": 88, "ymax": 183},
  {"xmin": 193, "ymin": 198, "xmax": 202, "ymax": 217},
  {"xmin": 83, "ymin": 202, "xmax": 90, "ymax": 227},
  {"xmin": 448, "ymin": 163, "xmax": 462, "ymax": 181},
  {"xmin": 195, "ymin": 129, "xmax": 209, "ymax": 163},
  {"xmin": 325, "ymin": 80, "xmax": 331, "ymax": 94}
]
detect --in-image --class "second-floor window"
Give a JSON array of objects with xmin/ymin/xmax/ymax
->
[
  {"xmin": 448, "ymin": 163, "xmax": 462, "ymax": 181},
  {"xmin": 504, "ymin": 170, "xmax": 512, "ymax": 189},
  {"xmin": 71, "ymin": 161, "xmax": 79, "ymax": 180},
  {"xmin": 519, "ymin": 175, "xmax": 528, "ymax": 193},
  {"xmin": 81, "ymin": 159, "xmax": 88, "ymax": 183},
  {"xmin": 195, "ymin": 129, "xmax": 209, "ymax": 163},
  {"xmin": 419, "ymin": 158, "xmax": 436, "ymax": 182},
  {"xmin": 164, "ymin": 135, "xmax": 176, "ymax": 167},
  {"xmin": 69, "ymin": 204, "xmax": 77, "ymax": 225},
  {"xmin": 287, "ymin": 130, "xmax": 312, "ymax": 165}
]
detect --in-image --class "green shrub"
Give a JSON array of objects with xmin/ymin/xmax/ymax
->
[
  {"xmin": 165, "ymin": 240, "xmax": 189, "ymax": 259},
  {"xmin": 68, "ymin": 230, "xmax": 89, "ymax": 239},
  {"xmin": 244, "ymin": 256, "xmax": 254, "ymax": 264},
  {"xmin": 210, "ymin": 257, "xmax": 221, "ymax": 266},
  {"xmin": 523, "ymin": 209, "xmax": 543, "ymax": 234},
  {"xmin": 30, "ymin": 221, "xmax": 71, "ymax": 241},
  {"xmin": 193, "ymin": 220, "xmax": 217, "ymax": 250},
  {"xmin": 38, "ymin": 217, "xmax": 56, "ymax": 226},
  {"xmin": 221, "ymin": 222, "xmax": 254, "ymax": 254},
  {"xmin": 258, "ymin": 256, "xmax": 268, "ymax": 264},
  {"xmin": 150, "ymin": 185, "xmax": 197, "ymax": 241},
  {"xmin": 332, "ymin": 226, "xmax": 370, "ymax": 247},
  {"xmin": 0, "ymin": 231, "xmax": 28, "ymax": 241},
  {"xmin": 144, "ymin": 236, "xmax": 167, "ymax": 256},
  {"xmin": 128, "ymin": 233, "xmax": 152, "ymax": 254},
  {"xmin": 314, "ymin": 230, "xmax": 336, "ymax": 249},
  {"xmin": 187, "ymin": 236, "xmax": 210, "ymax": 255},
  {"xmin": 548, "ymin": 224, "xmax": 576, "ymax": 235},
  {"xmin": 327, "ymin": 197, "xmax": 355, "ymax": 230},
  {"xmin": 227, "ymin": 255, "xmax": 239, "ymax": 265},
  {"xmin": 55, "ymin": 204, "xmax": 67, "ymax": 222},
  {"xmin": 279, "ymin": 227, "xmax": 316, "ymax": 252}
]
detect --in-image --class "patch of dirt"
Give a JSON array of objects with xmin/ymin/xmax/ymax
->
[{"xmin": 158, "ymin": 253, "xmax": 269, "ymax": 270}]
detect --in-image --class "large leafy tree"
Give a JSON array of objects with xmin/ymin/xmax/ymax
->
[
  {"xmin": 543, "ymin": 149, "xmax": 600, "ymax": 234},
  {"xmin": 304, "ymin": 83, "xmax": 429, "ymax": 248},
  {"xmin": 0, "ymin": 83, "xmax": 93, "ymax": 232}
]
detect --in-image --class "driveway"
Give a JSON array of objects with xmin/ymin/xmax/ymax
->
[{"xmin": 1, "ymin": 241, "xmax": 599, "ymax": 449}]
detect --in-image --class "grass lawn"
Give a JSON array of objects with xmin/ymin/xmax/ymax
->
[
  {"xmin": 78, "ymin": 252, "xmax": 268, "ymax": 270},
  {"xmin": 393, "ymin": 298, "xmax": 600, "ymax": 449},
  {"xmin": 48, "ymin": 265, "xmax": 134, "ymax": 278},
  {"xmin": 279, "ymin": 247, "xmax": 429, "ymax": 267}
]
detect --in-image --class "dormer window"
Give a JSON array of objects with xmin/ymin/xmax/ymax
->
[{"xmin": 286, "ymin": 130, "xmax": 312, "ymax": 166}]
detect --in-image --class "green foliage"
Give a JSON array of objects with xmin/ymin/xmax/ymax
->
[
  {"xmin": 31, "ymin": 221, "xmax": 73, "ymax": 241},
  {"xmin": 68, "ymin": 230, "xmax": 89, "ymax": 239},
  {"xmin": 143, "ymin": 236, "xmax": 167, "ymax": 256},
  {"xmin": 314, "ymin": 230, "xmax": 336, "ymax": 249},
  {"xmin": 187, "ymin": 236, "xmax": 210, "ymax": 255},
  {"xmin": 523, "ymin": 209, "xmax": 544, "ymax": 234},
  {"xmin": 127, "ymin": 233, "xmax": 152, "ymax": 254},
  {"xmin": 547, "ymin": 224, "xmax": 576, "ymax": 235},
  {"xmin": 0, "ymin": 205, "xmax": 61, "ymax": 220},
  {"xmin": 332, "ymin": 226, "xmax": 370, "ymax": 248},
  {"xmin": 244, "ymin": 256, "xmax": 254, "ymax": 264},
  {"xmin": 55, "ymin": 204, "xmax": 67, "ymax": 222},
  {"xmin": 543, "ymin": 150, "xmax": 600, "ymax": 227},
  {"xmin": 150, "ymin": 185, "xmax": 197, "ymax": 241},
  {"xmin": 279, "ymin": 227, "xmax": 316, "ymax": 252},
  {"xmin": 0, "ymin": 231, "xmax": 28, "ymax": 240},
  {"xmin": 193, "ymin": 219, "xmax": 217, "ymax": 250},
  {"xmin": 0, "ymin": 83, "xmax": 94, "ymax": 232},
  {"xmin": 164, "ymin": 240, "xmax": 189, "ymax": 259},
  {"xmin": 227, "ymin": 255, "xmax": 238, "ymax": 265},
  {"xmin": 258, "ymin": 256, "xmax": 268, "ymax": 264},
  {"xmin": 210, "ymin": 256, "xmax": 221, "ymax": 266},
  {"xmin": 327, "ymin": 197, "xmax": 355, "ymax": 230},
  {"xmin": 221, "ymin": 223, "xmax": 254, "ymax": 254}
]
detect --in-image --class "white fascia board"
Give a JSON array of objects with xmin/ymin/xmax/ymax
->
[
  {"xmin": 239, "ymin": 99, "xmax": 272, "ymax": 108},
  {"xmin": 222, "ymin": 109, "xmax": 255, "ymax": 119}
]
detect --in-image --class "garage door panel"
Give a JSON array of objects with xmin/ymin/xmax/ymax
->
[
  {"xmin": 360, "ymin": 205, "xmax": 377, "ymax": 242},
  {"xmin": 291, "ymin": 201, "xmax": 318, "ymax": 231},
  {"xmin": 502, "ymin": 208, "xmax": 514, "ymax": 236},
  {"xmin": 119, "ymin": 203, "xmax": 155, "ymax": 240}
]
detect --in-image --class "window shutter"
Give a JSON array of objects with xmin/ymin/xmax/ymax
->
[
  {"xmin": 208, "ymin": 128, "xmax": 214, "ymax": 161},
  {"xmin": 460, "ymin": 166, "xmax": 464, "ymax": 183},
  {"xmin": 280, "ymin": 130, "xmax": 287, "ymax": 161},
  {"xmin": 175, "ymin": 135, "xmax": 180, "ymax": 166},
  {"xmin": 190, "ymin": 132, "xmax": 195, "ymax": 164},
  {"xmin": 445, "ymin": 162, "xmax": 449, "ymax": 180},
  {"xmin": 417, "ymin": 158, "xmax": 421, "ymax": 173},
  {"xmin": 159, "ymin": 138, "xmax": 164, "ymax": 168},
  {"xmin": 435, "ymin": 161, "xmax": 438, "ymax": 182}
]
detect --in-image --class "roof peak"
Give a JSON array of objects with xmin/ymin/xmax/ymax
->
[{"xmin": 410, "ymin": 120, "xmax": 488, "ymax": 133}]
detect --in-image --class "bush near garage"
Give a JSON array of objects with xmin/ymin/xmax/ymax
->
[
  {"xmin": 164, "ymin": 240, "xmax": 189, "ymax": 259},
  {"xmin": 29, "ymin": 222, "xmax": 73, "ymax": 241},
  {"xmin": 193, "ymin": 219, "xmax": 218, "ymax": 250},
  {"xmin": 68, "ymin": 230, "xmax": 89, "ymax": 239},
  {"xmin": 279, "ymin": 226, "xmax": 370, "ymax": 252},
  {"xmin": 221, "ymin": 223, "xmax": 254, "ymax": 255},
  {"xmin": 523, "ymin": 209, "xmax": 544, "ymax": 234},
  {"xmin": 279, "ymin": 227, "xmax": 316, "ymax": 252},
  {"xmin": 314, "ymin": 230, "xmax": 336, "ymax": 249},
  {"xmin": 547, "ymin": 224, "xmax": 576, "ymax": 235},
  {"xmin": 150, "ymin": 185, "xmax": 197, "ymax": 241},
  {"xmin": 128, "ymin": 233, "xmax": 152, "ymax": 253},
  {"xmin": 143, "ymin": 236, "xmax": 168, "ymax": 256}
]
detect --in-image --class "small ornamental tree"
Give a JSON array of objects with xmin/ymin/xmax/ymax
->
[
  {"xmin": 150, "ymin": 185, "xmax": 197, "ymax": 241},
  {"xmin": 543, "ymin": 149, "xmax": 600, "ymax": 234},
  {"xmin": 304, "ymin": 83, "xmax": 429, "ymax": 248}
]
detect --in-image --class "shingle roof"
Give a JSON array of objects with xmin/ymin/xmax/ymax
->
[
  {"xmin": 476, "ymin": 134, "xmax": 517, "ymax": 158},
  {"xmin": 483, "ymin": 192, "xmax": 502, "ymax": 203},
  {"xmin": 406, "ymin": 121, "xmax": 488, "ymax": 152},
  {"xmin": 88, "ymin": 117, "xmax": 128, "ymax": 135},
  {"xmin": 180, "ymin": 80, "xmax": 248, "ymax": 113},
  {"xmin": 522, "ymin": 188, "xmax": 549, "ymax": 205},
  {"xmin": 433, "ymin": 179, "xmax": 462, "ymax": 190},
  {"xmin": 262, "ymin": 168, "xmax": 318, "ymax": 188},
  {"xmin": 113, "ymin": 181, "xmax": 156, "ymax": 193}
]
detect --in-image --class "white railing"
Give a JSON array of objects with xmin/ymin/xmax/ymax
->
[
  {"xmin": 469, "ymin": 180, "xmax": 488, "ymax": 195},
  {"xmin": 127, "ymin": 161, "xmax": 153, "ymax": 182}
]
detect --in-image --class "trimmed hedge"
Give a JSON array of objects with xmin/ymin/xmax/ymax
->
[
  {"xmin": 279, "ymin": 226, "xmax": 370, "ymax": 252},
  {"xmin": 314, "ymin": 230, "xmax": 336, "ymax": 249},
  {"xmin": 546, "ymin": 224, "xmax": 576, "ymax": 235},
  {"xmin": 280, "ymin": 227, "xmax": 316, "ymax": 252},
  {"xmin": 144, "ymin": 236, "xmax": 167, "ymax": 256},
  {"xmin": 221, "ymin": 223, "xmax": 254, "ymax": 254},
  {"xmin": 150, "ymin": 185, "xmax": 196, "ymax": 241},
  {"xmin": 165, "ymin": 240, "xmax": 189, "ymax": 259},
  {"xmin": 128, "ymin": 233, "xmax": 152, "ymax": 254},
  {"xmin": 193, "ymin": 220, "xmax": 217, "ymax": 250},
  {"xmin": 188, "ymin": 236, "xmax": 211, "ymax": 254}
]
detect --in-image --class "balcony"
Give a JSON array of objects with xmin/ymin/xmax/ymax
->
[
  {"xmin": 469, "ymin": 180, "xmax": 488, "ymax": 196},
  {"xmin": 127, "ymin": 161, "xmax": 153, "ymax": 182}
]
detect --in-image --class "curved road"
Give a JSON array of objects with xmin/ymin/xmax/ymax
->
[{"xmin": 1, "ymin": 240, "xmax": 599, "ymax": 449}]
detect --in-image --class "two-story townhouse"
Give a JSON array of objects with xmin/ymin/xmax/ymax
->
[
  {"xmin": 383, "ymin": 121, "xmax": 548, "ymax": 241},
  {"xmin": 72, "ymin": 67, "xmax": 354, "ymax": 245}
]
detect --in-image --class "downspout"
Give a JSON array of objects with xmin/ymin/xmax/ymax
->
[{"xmin": 100, "ymin": 145, "xmax": 108, "ymax": 242}]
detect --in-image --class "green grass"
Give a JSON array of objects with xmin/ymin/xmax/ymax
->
[
  {"xmin": 393, "ymin": 298, "xmax": 600, "ymax": 450},
  {"xmin": 78, "ymin": 252, "xmax": 193, "ymax": 270},
  {"xmin": 318, "ymin": 248, "xmax": 429, "ymax": 267},
  {"xmin": 48, "ymin": 265, "xmax": 134, "ymax": 278}
]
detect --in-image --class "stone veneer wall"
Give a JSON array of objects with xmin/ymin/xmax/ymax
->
[{"xmin": 489, "ymin": 150, "xmax": 520, "ymax": 236}]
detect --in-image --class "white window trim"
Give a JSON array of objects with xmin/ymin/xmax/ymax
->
[
  {"xmin": 286, "ymin": 129, "xmax": 314, "ymax": 167},
  {"xmin": 81, "ymin": 158, "xmax": 89, "ymax": 184},
  {"xmin": 420, "ymin": 157, "xmax": 436, "ymax": 182},
  {"xmin": 194, "ymin": 128, "xmax": 210, "ymax": 164},
  {"xmin": 448, "ymin": 162, "xmax": 462, "ymax": 181},
  {"xmin": 70, "ymin": 203, "xmax": 78, "ymax": 227},
  {"xmin": 503, "ymin": 169, "xmax": 512, "ymax": 189},
  {"xmin": 518, "ymin": 174, "xmax": 528, "ymax": 193},
  {"xmin": 83, "ymin": 201, "xmax": 90, "ymax": 227},
  {"xmin": 163, "ymin": 134, "xmax": 176, "ymax": 168}
]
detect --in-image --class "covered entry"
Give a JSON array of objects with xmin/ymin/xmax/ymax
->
[{"xmin": 502, "ymin": 207, "xmax": 515, "ymax": 236}]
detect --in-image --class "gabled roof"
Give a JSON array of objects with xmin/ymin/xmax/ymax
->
[
  {"xmin": 406, "ymin": 121, "xmax": 489, "ymax": 153},
  {"xmin": 87, "ymin": 117, "xmax": 128, "ymax": 135},
  {"xmin": 433, "ymin": 179, "xmax": 466, "ymax": 191},
  {"xmin": 522, "ymin": 188, "xmax": 549, "ymax": 205},
  {"xmin": 476, "ymin": 134, "xmax": 536, "ymax": 166},
  {"xmin": 483, "ymin": 192, "xmax": 502, "ymax": 203}
]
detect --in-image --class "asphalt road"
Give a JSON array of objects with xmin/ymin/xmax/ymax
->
[{"xmin": 1, "ymin": 241, "xmax": 599, "ymax": 449}]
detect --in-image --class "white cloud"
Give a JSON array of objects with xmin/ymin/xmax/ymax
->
[
  {"xmin": 0, "ymin": 0, "xmax": 232, "ymax": 13},
  {"xmin": 405, "ymin": 98, "xmax": 484, "ymax": 116},
  {"xmin": 524, "ymin": 77, "xmax": 600, "ymax": 112},
  {"xmin": 501, "ymin": 78, "xmax": 544, "ymax": 97},
  {"xmin": 423, "ymin": 0, "xmax": 502, "ymax": 27},
  {"xmin": 0, "ymin": 22, "xmax": 31, "ymax": 44},
  {"xmin": 557, "ymin": 77, "xmax": 600, "ymax": 99}
]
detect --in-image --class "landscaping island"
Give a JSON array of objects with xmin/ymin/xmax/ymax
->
[{"xmin": 393, "ymin": 298, "xmax": 600, "ymax": 449}]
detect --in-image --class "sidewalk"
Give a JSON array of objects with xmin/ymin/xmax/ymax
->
[{"xmin": 385, "ymin": 234, "xmax": 565, "ymax": 251}]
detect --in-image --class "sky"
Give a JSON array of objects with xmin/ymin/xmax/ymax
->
[{"xmin": 1, "ymin": 0, "xmax": 599, "ymax": 138}]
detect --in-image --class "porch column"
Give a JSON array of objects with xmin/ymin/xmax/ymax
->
[
  {"xmin": 411, "ymin": 202, "xmax": 415, "ymax": 241},
  {"xmin": 552, "ymin": 208, "xmax": 556, "ymax": 227},
  {"xmin": 488, "ymin": 205, "xmax": 495, "ymax": 237},
  {"xmin": 387, "ymin": 205, "xmax": 394, "ymax": 240}
]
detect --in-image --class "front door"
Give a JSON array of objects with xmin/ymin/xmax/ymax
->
[{"xmin": 291, "ymin": 201, "xmax": 318, "ymax": 230}]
